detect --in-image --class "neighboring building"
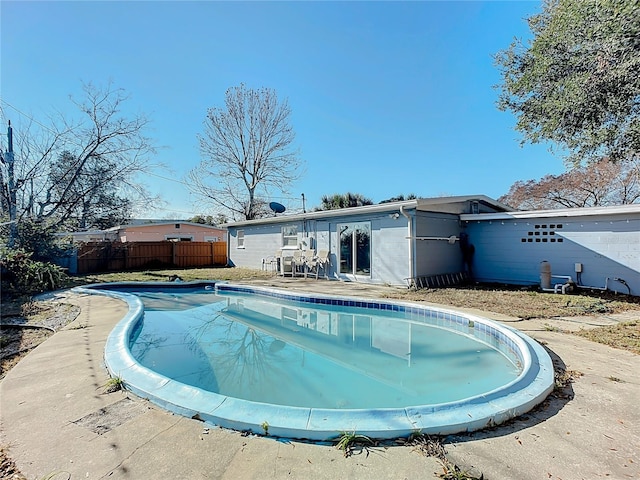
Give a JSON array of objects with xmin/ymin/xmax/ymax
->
[
  {"xmin": 224, "ymin": 196, "xmax": 510, "ymax": 286},
  {"xmin": 108, "ymin": 221, "xmax": 227, "ymax": 243},
  {"xmin": 225, "ymin": 196, "xmax": 640, "ymax": 295},
  {"xmin": 59, "ymin": 221, "xmax": 227, "ymax": 243}
]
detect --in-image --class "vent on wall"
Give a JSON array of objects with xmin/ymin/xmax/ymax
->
[{"xmin": 521, "ymin": 224, "xmax": 563, "ymax": 243}]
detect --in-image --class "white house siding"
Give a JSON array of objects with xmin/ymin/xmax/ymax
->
[
  {"xmin": 364, "ymin": 214, "xmax": 409, "ymax": 286},
  {"xmin": 414, "ymin": 212, "xmax": 464, "ymax": 278},
  {"xmin": 463, "ymin": 214, "xmax": 640, "ymax": 295},
  {"xmin": 229, "ymin": 223, "xmax": 284, "ymax": 269}
]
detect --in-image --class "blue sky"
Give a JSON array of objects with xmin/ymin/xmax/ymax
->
[{"xmin": 1, "ymin": 1, "xmax": 565, "ymax": 219}]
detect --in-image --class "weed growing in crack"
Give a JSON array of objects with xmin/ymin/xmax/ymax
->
[{"xmin": 334, "ymin": 431, "xmax": 374, "ymax": 457}]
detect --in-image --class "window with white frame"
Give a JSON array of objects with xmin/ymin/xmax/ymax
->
[
  {"xmin": 237, "ymin": 230, "xmax": 245, "ymax": 248},
  {"xmin": 282, "ymin": 225, "xmax": 298, "ymax": 247}
]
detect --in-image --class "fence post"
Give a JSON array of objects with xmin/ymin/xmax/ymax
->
[{"xmin": 172, "ymin": 241, "xmax": 177, "ymax": 266}]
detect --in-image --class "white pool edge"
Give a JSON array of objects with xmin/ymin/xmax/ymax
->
[{"xmin": 75, "ymin": 282, "xmax": 555, "ymax": 441}]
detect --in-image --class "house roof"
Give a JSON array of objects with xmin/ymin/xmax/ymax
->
[
  {"xmin": 105, "ymin": 221, "xmax": 226, "ymax": 232},
  {"xmin": 224, "ymin": 195, "xmax": 512, "ymax": 227},
  {"xmin": 460, "ymin": 203, "xmax": 640, "ymax": 222}
]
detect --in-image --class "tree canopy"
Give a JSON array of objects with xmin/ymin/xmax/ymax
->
[
  {"xmin": 499, "ymin": 157, "xmax": 640, "ymax": 209},
  {"xmin": 315, "ymin": 192, "xmax": 374, "ymax": 211},
  {"xmin": 190, "ymin": 84, "xmax": 302, "ymax": 221},
  {"xmin": 495, "ymin": 0, "xmax": 640, "ymax": 165},
  {"xmin": 379, "ymin": 193, "xmax": 417, "ymax": 204}
]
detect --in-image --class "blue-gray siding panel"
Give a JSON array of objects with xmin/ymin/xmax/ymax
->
[
  {"xmin": 414, "ymin": 213, "xmax": 463, "ymax": 277},
  {"xmin": 464, "ymin": 216, "xmax": 640, "ymax": 295}
]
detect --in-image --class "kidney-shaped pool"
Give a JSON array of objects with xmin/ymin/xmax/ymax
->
[{"xmin": 76, "ymin": 281, "xmax": 554, "ymax": 441}]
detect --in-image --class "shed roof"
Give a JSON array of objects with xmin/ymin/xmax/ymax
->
[
  {"xmin": 105, "ymin": 221, "xmax": 226, "ymax": 232},
  {"xmin": 460, "ymin": 203, "xmax": 640, "ymax": 222}
]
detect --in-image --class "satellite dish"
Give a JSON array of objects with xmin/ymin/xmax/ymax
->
[{"xmin": 269, "ymin": 202, "xmax": 286, "ymax": 215}]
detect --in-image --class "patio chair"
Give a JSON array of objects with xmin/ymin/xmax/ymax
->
[
  {"xmin": 262, "ymin": 254, "xmax": 278, "ymax": 273},
  {"xmin": 306, "ymin": 250, "xmax": 330, "ymax": 279},
  {"xmin": 276, "ymin": 250, "xmax": 294, "ymax": 276},
  {"xmin": 291, "ymin": 250, "xmax": 306, "ymax": 277}
]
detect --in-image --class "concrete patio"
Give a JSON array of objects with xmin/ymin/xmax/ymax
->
[{"xmin": 1, "ymin": 278, "xmax": 638, "ymax": 479}]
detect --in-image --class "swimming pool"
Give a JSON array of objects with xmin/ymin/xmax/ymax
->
[{"xmin": 78, "ymin": 281, "xmax": 554, "ymax": 441}]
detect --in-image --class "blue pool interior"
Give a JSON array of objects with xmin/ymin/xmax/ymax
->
[{"xmin": 80, "ymin": 281, "xmax": 555, "ymax": 441}]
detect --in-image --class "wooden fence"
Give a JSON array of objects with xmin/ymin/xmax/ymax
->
[{"xmin": 76, "ymin": 241, "xmax": 227, "ymax": 274}]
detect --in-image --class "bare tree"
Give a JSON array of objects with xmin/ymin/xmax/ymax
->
[
  {"xmin": 190, "ymin": 84, "xmax": 302, "ymax": 221},
  {"xmin": 1, "ymin": 82, "xmax": 158, "ymax": 238},
  {"xmin": 499, "ymin": 158, "xmax": 640, "ymax": 210}
]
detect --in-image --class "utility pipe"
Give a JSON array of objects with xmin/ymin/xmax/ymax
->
[{"xmin": 400, "ymin": 205, "xmax": 414, "ymax": 285}]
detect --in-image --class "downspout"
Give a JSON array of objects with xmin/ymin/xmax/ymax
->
[{"xmin": 400, "ymin": 205, "xmax": 414, "ymax": 284}]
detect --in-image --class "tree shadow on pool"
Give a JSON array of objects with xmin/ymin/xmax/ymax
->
[{"xmin": 444, "ymin": 344, "xmax": 577, "ymax": 444}]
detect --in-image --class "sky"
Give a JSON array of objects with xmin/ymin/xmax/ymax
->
[{"xmin": 1, "ymin": 0, "xmax": 567, "ymax": 220}]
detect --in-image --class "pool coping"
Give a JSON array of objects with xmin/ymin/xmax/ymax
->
[{"xmin": 75, "ymin": 281, "xmax": 555, "ymax": 441}]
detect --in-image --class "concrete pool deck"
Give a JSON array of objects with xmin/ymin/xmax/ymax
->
[{"xmin": 1, "ymin": 278, "xmax": 639, "ymax": 479}]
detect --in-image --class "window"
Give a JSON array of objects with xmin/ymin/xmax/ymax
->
[
  {"xmin": 237, "ymin": 230, "xmax": 245, "ymax": 248},
  {"xmin": 165, "ymin": 236, "xmax": 193, "ymax": 242},
  {"xmin": 338, "ymin": 222, "xmax": 371, "ymax": 276},
  {"xmin": 282, "ymin": 225, "xmax": 298, "ymax": 247}
]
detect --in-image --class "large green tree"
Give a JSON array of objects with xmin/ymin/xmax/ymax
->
[{"xmin": 495, "ymin": 0, "xmax": 640, "ymax": 165}]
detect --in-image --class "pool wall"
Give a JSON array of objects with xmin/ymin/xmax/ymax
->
[{"xmin": 76, "ymin": 282, "xmax": 555, "ymax": 441}]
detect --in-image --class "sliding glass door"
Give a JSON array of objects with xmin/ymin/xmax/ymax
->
[{"xmin": 338, "ymin": 222, "xmax": 371, "ymax": 276}]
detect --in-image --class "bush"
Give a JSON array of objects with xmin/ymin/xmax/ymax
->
[{"xmin": 0, "ymin": 247, "xmax": 68, "ymax": 296}]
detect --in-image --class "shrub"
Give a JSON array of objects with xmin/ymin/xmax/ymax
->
[{"xmin": 0, "ymin": 247, "xmax": 68, "ymax": 296}]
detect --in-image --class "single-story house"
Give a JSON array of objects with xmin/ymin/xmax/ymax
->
[
  {"xmin": 59, "ymin": 222, "xmax": 227, "ymax": 243},
  {"xmin": 224, "ymin": 195, "xmax": 511, "ymax": 286},
  {"xmin": 224, "ymin": 196, "xmax": 640, "ymax": 295}
]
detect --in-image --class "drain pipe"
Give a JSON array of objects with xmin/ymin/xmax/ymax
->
[
  {"xmin": 574, "ymin": 263, "xmax": 631, "ymax": 295},
  {"xmin": 540, "ymin": 261, "xmax": 574, "ymax": 294},
  {"xmin": 575, "ymin": 277, "xmax": 631, "ymax": 295},
  {"xmin": 400, "ymin": 205, "xmax": 414, "ymax": 285}
]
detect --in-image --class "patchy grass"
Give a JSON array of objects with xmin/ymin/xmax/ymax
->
[
  {"xmin": 575, "ymin": 321, "xmax": 640, "ymax": 354},
  {"xmin": 388, "ymin": 284, "xmax": 639, "ymax": 320},
  {"xmin": 0, "ymin": 327, "xmax": 53, "ymax": 380},
  {"xmin": 65, "ymin": 266, "xmax": 273, "ymax": 287},
  {"xmin": 0, "ymin": 445, "xmax": 27, "ymax": 480}
]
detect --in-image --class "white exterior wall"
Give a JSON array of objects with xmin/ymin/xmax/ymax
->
[
  {"xmin": 464, "ymin": 214, "xmax": 640, "ymax": 295},
  {"xmin": 229, "ymin": 223, "xmax": 285, "ymax": 269}
]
